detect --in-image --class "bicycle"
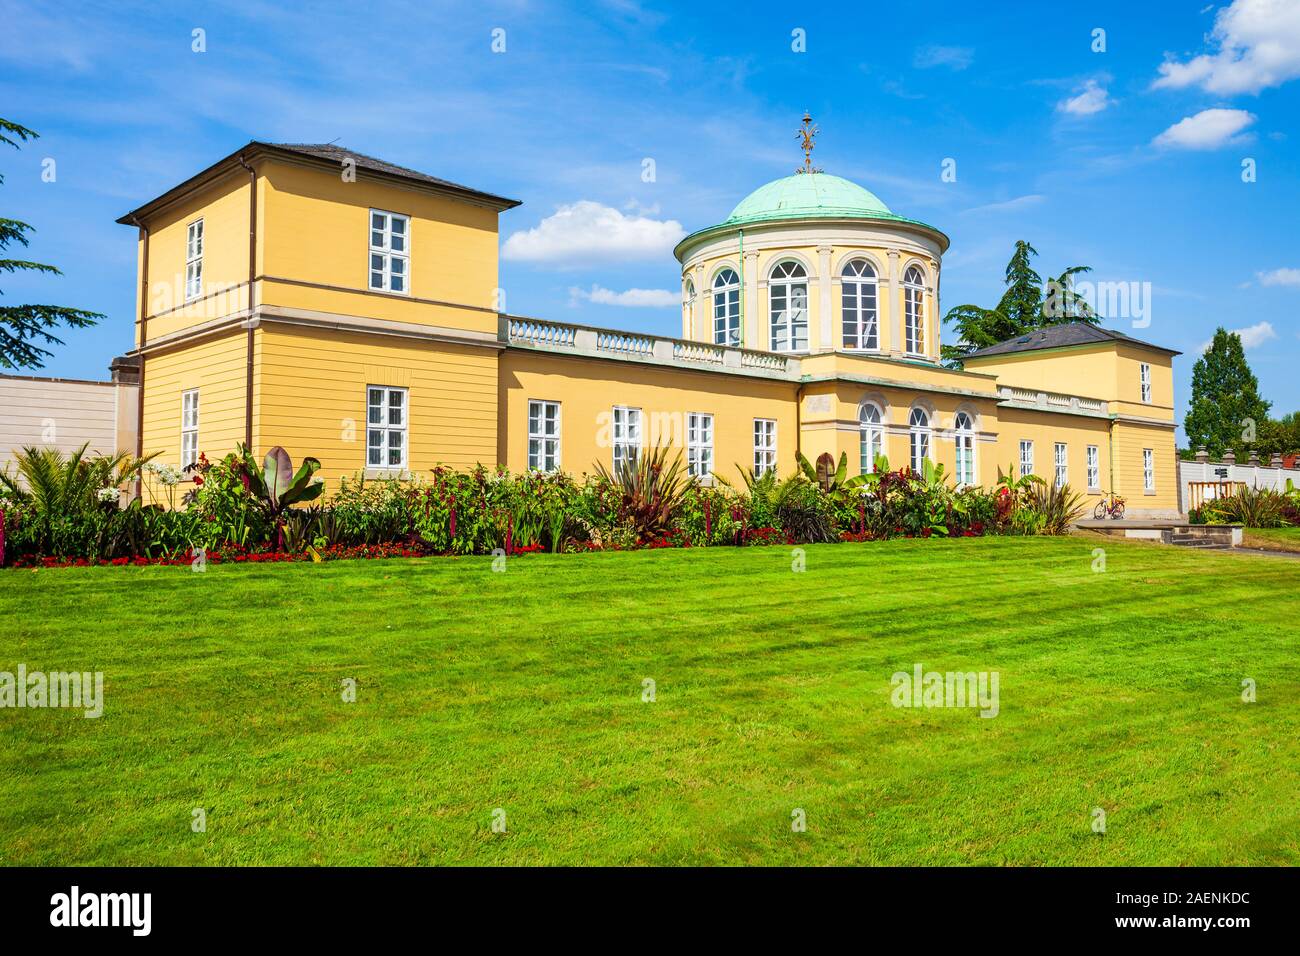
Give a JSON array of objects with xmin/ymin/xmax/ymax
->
[{"xmin": 1093, "ymin": 492, "xmax": 1125, "ymax": 520}]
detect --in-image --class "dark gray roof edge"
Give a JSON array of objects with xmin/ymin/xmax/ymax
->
[
  {"xmin": 961, "ymin": 322, "xmax": 1181, "ymax": 360},
  {"xmin": 116, "ymin": 141, "xmax": 521, "ymax": 224}
]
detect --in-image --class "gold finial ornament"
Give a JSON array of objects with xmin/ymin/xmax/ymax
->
[{"xmin": 796, "ymin": 111, "xmax": 822, "ymax": 174}]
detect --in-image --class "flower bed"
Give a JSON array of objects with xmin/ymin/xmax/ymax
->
[{"xmin": 0, "ymin": 443, "xmax": 1084, "ymax": 569}]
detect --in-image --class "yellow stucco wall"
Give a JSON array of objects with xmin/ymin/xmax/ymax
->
[
  {"xmin": 257, "ymin": 161, "xmax": 501, "ymax": 334},
  {"xmin": 963, "ymin": 342, "xmax": 1176, "ymax": 416},
  {"xmin": 139, "ymin": 330, "xmax": 249, "ymax": 501},
  {"xmin": 499, "ymin": 351, "xmax": 799, "ymax": 479},
  {"xmin": 256, "ymin": 325, "xmax": 499, "ymax": 489},
  {"xmin": 135, "ymin": 171, "xmax": 254, "ymax": 345}
]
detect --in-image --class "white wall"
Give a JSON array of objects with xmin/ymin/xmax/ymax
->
[{"xmin": 0, "ymin": 374, "xmax": 139, "ymax": 474}]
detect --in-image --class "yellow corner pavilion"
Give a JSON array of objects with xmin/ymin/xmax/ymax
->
[{"xmin": 117, "ymin": 136, "xmax": 1181, "ymax": 516}]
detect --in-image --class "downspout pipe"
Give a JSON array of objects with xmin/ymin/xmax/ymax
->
[
  {"xmin": 237, "ymin": 153, "xmax": 257, "ymax": 450},
  {"xmin": 128, "ymin": 214, "xmax": 149, "ymax": 500}
]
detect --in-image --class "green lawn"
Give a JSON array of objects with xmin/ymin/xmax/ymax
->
[
  {"xmin": 1, "ymin": 537, "xmax": 1297, "ymax": 866},
  {"xmin": 1242, "ymin": 526, "xmax": 1300, "ymax": 553}
]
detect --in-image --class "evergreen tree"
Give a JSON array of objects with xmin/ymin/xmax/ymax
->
[
  {"xmin": 1183, "ymin": 328, "xmax": 1271, "ymax": 458},
  {"xmin": 1, "ymin": 118, "xmax": 102, "ymax": 369},
  {"xmin": 942, "ymin": 240, "xmax": 1097, "ymax": 364}
]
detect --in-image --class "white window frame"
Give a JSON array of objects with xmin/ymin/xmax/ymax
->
[
  {"xmin": 768, "ymin": 261, "xmax": 809, "ymax": 353},
  {"xmin": 687, "ymin": 412, "xmax": 714, "ymax": 480},
  {"xmin": 859, "ymin": 402, "xmax": 884, "ymax": 474},
  {"xmin": 1086, "ymin": 445, "xmax": 1100, "ymax": 490},
  {"xmin": 908, "ymin": 407, "xmax": 931, "ymax": 474},
  {"xmin": 185, "ymin": 218, "xmax": 203, "ymax": 301},
  {"xmin": 367, "ymin": 386, "xmax": 408, "ymax": 470},
  {"xmin": 1019, "ymin": 439, "xmax": 1034, "ymax": 479},
  {"xmin": 181, "ymin": 389, "xmax": 199, "ymax": 468},
  {"xmin": 903, "ymin": 265, "xmax": 925, "ymax": 357},
  {"xmin": 1143, "ymin": 448, "xmax": 1155, "ymax": 492},
  {"xmin": 527, "ymin": 400, "xmax": 561, "ymax": 472},
  {"xmin": 1054, "ymin": 442, "xmax": 1068, "ymax": 489},
  {"xmin": 712, "ymin": 269, "xmax": 741, "ymax": 347},
  {"xmin": 753, "ymin": 418, "xmax": 777, "ymax": 476},
  {"xmin": 954, "ymin": 411, "xmax": 976, "ymax": 487},
  {"xmin": 1140, "ymin": 363, "xmax": 1152, "ymax": 404},
  {"xmin": 842, "ymin": 259, "xmax": 879, "ymax": 351},
  {"xmin": 612, "ymin": 405, "xmax": 642, "ymax": 474},
  {"xmin": 682, "ymin": 278, "xmax": 696, "ymax": 337},
  {"xmin": 368, "ymin": 209, "xmax": 410, "ymax": 295}
]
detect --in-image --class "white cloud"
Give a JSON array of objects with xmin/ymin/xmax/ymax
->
[
  {"xmin": 913, "ymin": 45, "xmax": 973, "ymax": 70},
  {"xmin": 1152, "ymin": 108, "xmax": 1256, "ymax": 149},
  {"xmin": 502, "ymin": 201, "xmax": 684, "ymax": 265},
  {"xmin": 1257, "ymin": 267, "xmax": 1300, "ymax": 286},
  {"xmin": 1153, "ymin": 0, "xmax": 1300, "ymax": 94},
  {"xmin": 962, "ymin": 194, "xmax": 1045, "ymax": 215},
  {"xmin": 1199, "ymin": 320, "xmax": 1277, "ymax": 353},
  {"xmin": 569, "ymin": 285, "xmax": 677, "ymax": 307},
  {"xmin": 1057, "ymin": 79, "xmax": 1111, "ymax": 115}
]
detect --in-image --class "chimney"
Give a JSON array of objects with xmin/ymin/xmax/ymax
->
[{"xmin": 109, "ymin": 354, "xmax": 141, "ymax": 385}]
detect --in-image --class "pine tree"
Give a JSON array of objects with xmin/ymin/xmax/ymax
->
[
  {"xmin": 941, "ymin": 240, "xmax": 1098, "ymax": 364},
  {"xmin": 1, "ymin": 118, "xmax": 103, "ymax": 369},
  {"xmin": 1183, "ymin": 328, "xmax": 1271, "ymax": 458}
]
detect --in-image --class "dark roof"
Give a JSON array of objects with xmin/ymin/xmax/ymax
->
[
  {"xmin": 117, "ymin": 141, "xmax": 521, "ymax": 224},
  {"xmin": 961, "ymin": 322, "xmax": 1181, "ymax": 360}
]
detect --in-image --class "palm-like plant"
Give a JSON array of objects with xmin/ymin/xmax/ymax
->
[
  {"xmin": 235, "ymin": 444, "xmax": 325, "ymax": 550},
  {"xmin": 0, "ymin": 443, "xmax": 152, "ymax": 512},
  {"xmin": 592, "ymin": 442, "xmax": 688, "ymax": 544},
  {"xmin": 1023, "ymin": 478, "xmax": 1086, "ymax": 535}
]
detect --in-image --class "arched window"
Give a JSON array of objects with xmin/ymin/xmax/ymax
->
[
  {"xmin": 842, "ymin": 259, "xmax": 878, "ymax": 350},
  {"xmin": 712, "ymin": 269, "xmax": 740, "ymax": 346},
  {"xmin": 859, "ymin": 402, "xmax": 884, "ymax": 474},
  {"xmin": 769, "ymin": 260, "xmax": 808, "ymax": 352},
  {"xmin": 909, "ymin": 406, "xmax": 931, "ymax": 474},
  {"xmin": 954, "ymin": 411, "xmax": 976, "ymax": 486},
  {"xmin": 903, "ymin": 265, "xmax": 925, "ymax": 356},
  {"xmin": 682, "ymin": 278, "xmax": 695, "ymax": 337}
]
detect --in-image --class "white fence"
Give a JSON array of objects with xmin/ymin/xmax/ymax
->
[{"xmin": 1178, "ymin": 456, "xmax": 1300, "ymax": 512}]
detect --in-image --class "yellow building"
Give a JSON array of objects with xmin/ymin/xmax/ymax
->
[{"xmin": 117, "ymin": 137, "xmax": 1182, "ymax": 517}]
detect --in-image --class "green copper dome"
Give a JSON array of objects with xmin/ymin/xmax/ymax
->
[{"xmin": 724, "ymin": 172, "xmax": 892, "ymax": 224}]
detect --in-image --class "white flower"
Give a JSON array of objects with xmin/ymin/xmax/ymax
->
[
  {"xmin": 96, "ymin": 487, "xmax": 121, "ymax": 503},
  {"xmin": 146, "ymin": 462, "xmax": 183, "ymax": 486}
]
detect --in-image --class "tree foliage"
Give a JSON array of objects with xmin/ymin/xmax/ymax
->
[
  {"xmin": 942, "ymin": 240, "xmax": 1098, "ymax": 364},
  {"xmin": 1, "ymin": 117, "xmax": 103, "ymax": 369},
  {"xmin": 1183, "ymin": 328, "xmax": 1271, "ymax": 458}
]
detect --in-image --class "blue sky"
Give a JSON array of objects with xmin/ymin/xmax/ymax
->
[{"xmin": 3, "ymin": 0, "xmax": 1299, "ymax": 435}]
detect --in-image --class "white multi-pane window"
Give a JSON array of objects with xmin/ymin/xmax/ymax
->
[
  {"xmin": 859, "ymin": 402, "xmax": 883, "ymax": 474},
  {"xmin": 181, "ymin": 389, "xmax": 199, "ymax": 468},
  {"xmin": 753, "ymin": 418, "xmax": 777, "ymax": 475},
  {"xmin": 1143, "ymin": 448, "xmax": 1155, "ymax": 492},
  {"xmin": 527, "ymin": 400, "xmax": 561, "ymax": 472},
  {"xmin": 1019, "ymin": 440, "xmax": 1034, "ymax": 479},
  {"xmin": 612, "ymin": 405, "xmax": 642, "ymax": 474},
  {"xmin": 367, "ymin": 386, "xmax": 408, "ymax": 469},
  {"xmin": 1140, "ymin": 363, "xmax": 1152, "ymax": 403},
  {"xmin": 908, "ymin": 407, "xmax": 931, "ymax": 474},
  {"xmin": 769, "ymin": 261, "xmax": 808, "ymax": 352},
  {"xmin": 842, "ymin": 259, "xmax": 879, "ymax": 350},
  {"xmin": 368, "ymin": 209, "xmax": 410, "ymax": 294},
  {"xmin": 712, "ymin": 269, "xmax": 741, "ymax": 346},
  {"xmin": 687, "ymin": 412, "xmax": 713, "ymax": 479},
  {"xmin": 185, "ymin": 219, "xmax": 203, "ymax": 301},
  {"xmin": 903, "ymin": 265, "xmax": 925, "ymax": 355},
  {"xmin": 1086, "ymin": 445, "xmax": 1100, "ymax": 489},
  {"xmin": 954, "ymin": 411, "xmax": 976, "ymax": 486},
  {"xmin": 1054, "ymin": 443, "xmax": 1068, "ymax": 489}
]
